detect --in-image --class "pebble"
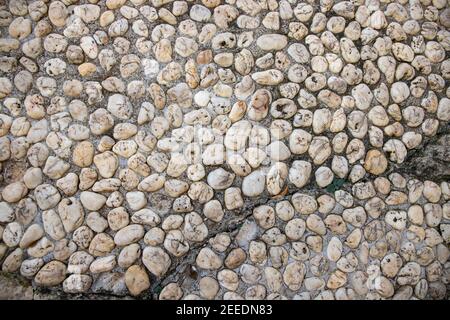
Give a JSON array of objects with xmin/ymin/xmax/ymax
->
[
  {"xmin": 2, "ymin": 182, "xmax": 27, "ymax": 203},
  {"xmin": 63, "ymin": 274, "xmax": 92, "ymax": 294},
  {"xmin": 89, "ymin": 233, "xmax": 115, "ymax": 257},
  {"xmin": 142, "ymin": 246, "xmax": 171, "ymax": 277},
  {"xmin": 364, "ymin": 150, "xmax": 388, "ymax": 175},
  {"xmin": 224, "ymin": 120, "xmax": 251, "ymax": 151},
  {"xmin": 34, "ymin": 184, "xmax": 60, "ymax": 210},
  {"xmin": 34, "ymin": 261, "xmax": 67, "ymax": 286},
  {"xmin": 114, "ymin": 225, "xmax": 145, "ymax": 246},
  {"xmin": 251, "ymin": 69, "xmax": 284, "ymax": 85},
  {"xmin": 242, "ymin": 170, "xmax": 266, "ymax": 197},
  {"xmin": 207, "ymin": 168, "xmax": 235, "ymax": 190},
  {"xmin": 125, "ymin": 265, "xmax": 150, "ymax": 296},
  {"xmin": 256, "ymin": 34, "xmax": 288, "ymax": 51},
  {"xmin": 196, "ymin": 248, "xmax": 222, "ymax": 270},
  {"xmin": 48, "ymin": 1, "xmax": 68, "ymax": 27},
  {"xmin": 80, "ymin": 192, "xmax": 106, "ymax": 211}
]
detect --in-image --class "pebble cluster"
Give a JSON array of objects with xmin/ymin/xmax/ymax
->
[{"xmin": 0, "ymin": 0, "xmax": 449, "ymax": 300}]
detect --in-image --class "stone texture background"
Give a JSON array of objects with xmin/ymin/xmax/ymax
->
[{"xmin": 0, "ymin": 0, "xmax": 449, "ymax": 300}]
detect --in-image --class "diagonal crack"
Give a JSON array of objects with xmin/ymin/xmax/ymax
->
[{"xmin": 148, "ymin": 184, "xmax": 321, "ymax": 298}]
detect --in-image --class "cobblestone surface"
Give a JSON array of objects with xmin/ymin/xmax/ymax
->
[{"xmin": 0, "ymin": 0, "xmax": 449, "ymax": 300}]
